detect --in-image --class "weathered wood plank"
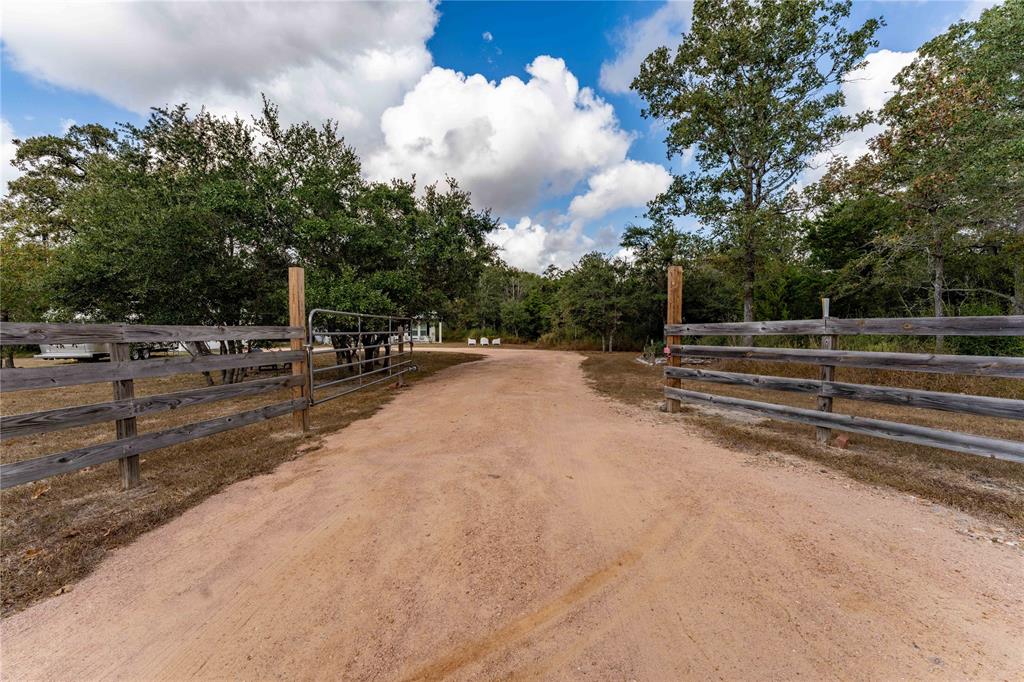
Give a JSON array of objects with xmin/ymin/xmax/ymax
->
[
  {"xmin": 665, "ymin": 320, "xmax": 826, "ymax": 336},
  {"xmin": 664, "ymin": 315, "xmax": 1024, "ymax": 337},
  {"xmin": 827, "ymin": 316, "xmax": 1024, "ymax": 337},
  {"xmin": 664, "ymin": 367, "xmax": 1024, "ymax": 420},
  {"xmin": 0, "ymin": 350, "xmax": 304, "ymax": 392},
  {"xmin": 0, "ymin": 323, "xmax": 304, "ymax": 345},
  {"xmin": 671, "ymin": 345, "xmax": 1024, "ymax": 378},
  {"xmin": 663, "ymin": 387, "xmax": 1024, "ymax": 463},
  {"xmin": 0, "ymin": 398, "xmax": 306, "ymax": 489},
  {"xmin": 0, "ymin": 374, "xmax": 303, "ymax": 440}
]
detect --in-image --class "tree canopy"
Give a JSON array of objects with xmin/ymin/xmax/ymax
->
[
  {"xmin": 633, "ymin": 0, "xmax": 881, "ymax": 325},
  {"xmin": 1, "ymin": 101, "xmax": 496, "ymax": 329}
]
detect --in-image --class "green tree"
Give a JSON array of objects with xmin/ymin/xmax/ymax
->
[
  {"xmin": 49, "ymin": 105, "xmax": 290, "ymax": 328},
  {"xmin": 801, "ymin": 194, "xmax": 913, "ymax": 316},
  {"xmin": 558, "ymin": 252, "xmax": 630, "ymax": 351},
  {"xmin": 828, "ymin": 0, "xmax": 1023, "ymax": 346},
  {"xmin": 0, "ymin": 235, "xmax": 51, "ymax": 367},
  {"xmin": 1, "ymin": 123, "xmax": 118, "ymax": 245},
  {"xmin": 632, "ymin": 0, "xmax": 881, "ymax": 329},
  {"xmin": 942, "ymin": 0, "xmax": 1023, "ymax": 313}
]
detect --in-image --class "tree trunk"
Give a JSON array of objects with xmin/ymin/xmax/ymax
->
[
  {"xmin": 742, "ymin": 252, "xmax": 755, "ymax": 346},
  {"xmin": 1014, "ymin": 219, "xmax": 1024, "ymax": 315},
  {"xmin": 0, "ymin": 311, "xmax": 12, "ymax": 368},
  {"xmin": 931, "ymin": 230, "xmax": 945, "ymax": 353},
  {"xmin": 1013, "ymin": 259, "xmax": 1024, "ymax": 315}
]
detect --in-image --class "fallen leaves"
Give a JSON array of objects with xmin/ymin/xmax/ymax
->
[{"xmin": 22, "ymin": 547, "xmax": 44, "ymax": 562}]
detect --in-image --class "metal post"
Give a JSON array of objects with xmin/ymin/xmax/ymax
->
[
  {"xmin": 397, "ymin": 324, "xmax": 406, "ymax": 387},
  {"xmin": 816, "ymin": 297, "xmax": 835, "ymax": 445}
]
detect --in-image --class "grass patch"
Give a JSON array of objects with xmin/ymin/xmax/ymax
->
[
  {"xmin": 582, "ymin": 352, "xmax": 1024, "ymax": 531},
  {"xmin": 1, "ymin": 351, "xmax": 481, "ymax": 617}
]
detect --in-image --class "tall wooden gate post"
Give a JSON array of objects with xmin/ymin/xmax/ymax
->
[
  {"xmin": 666, "ymin": 266, "xmax": 684, "ymax": 413},
  {"xmin": 816, "ymin": 297, "xmax": 836, "ymax": 445},
  {"xmin": 289, "ymin": 266, "xmax": 310, "ymax": 432},
  {"xmin": 111, "ymin": 342, "xmax": 141, "ymax": 489}
]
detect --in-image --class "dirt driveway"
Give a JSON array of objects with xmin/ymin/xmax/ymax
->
[{"xmin": 2, "ymin": 348, "xmax": 1022, "ymax": 680}]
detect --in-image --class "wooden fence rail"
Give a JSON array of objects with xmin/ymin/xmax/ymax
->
[
  {"xmin": 665, "ymin": 367, "xmax": 1024, "ymax": 420},
  {"xmin": 664, "ymin": 387, "xmax": 1024, "ymax": 463},
  {"xmin": 0, "ymin": 374, "xmax": 304, "ymax": 441},
  {"xmin": 1, "ymin": 349, "xmax": 306, "ymax": 392},
  {"xmin": 664, "ymin": 315, "xmax": 1024, "ymax": 337},
  {"xmin": 663, "ymin": 280, "xmax": 1024, "ymax": 463},
  {"xmin": 672, "ymin": 345, "xmax": 1024, "ymax": 378},
  {"xmin": 1, "ymin": 399, "xmax": 308, "ymax": 489},
  {"xmin": 0, "ymin": 323, "xmax": 303, "ymax": 345}
]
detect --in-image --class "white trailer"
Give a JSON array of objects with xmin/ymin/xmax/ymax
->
[
  {"xmin": 35, "ymin": 342, "xmax": 178, "ymax": 361},
  {"xmin": 35, "ymin": 343, "xmax": 110, "ymax": 360}
]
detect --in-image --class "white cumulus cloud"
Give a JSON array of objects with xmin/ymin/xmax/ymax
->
[
  {"xmin": 960, "ymin": 0, "xmax": 1001, "ymax": 21},
  {"xmin": 486, "ymin": 218, "xmax": 586, "ymax": 272},
  {"xmin": 367, "ymin": 56, "xmax": 634, "ymax": 217},
  {"xmin": 1, "ymin": 0, "xmax": 438, "ymax": 152},
  {"xmin": 2, "ymin": 119, "xmax": 23, "ymax": 194},
  {"xmin": 487, "ymin": 216, "xmax": 624, "ymax": 273},
  {"xmin": 482, "ymin": 31, "xmax": 494, "ymax": 42},
  {"xmin": 807, "ymin": 48, "xmax": 918, "ymax": 180},
  {"xmin": 599, "ymin": 1, "xmax": 692, "ymax": 94},
  {"xmin": 568, "ymin": 160, "xmax": 672, "ymax": 221}
]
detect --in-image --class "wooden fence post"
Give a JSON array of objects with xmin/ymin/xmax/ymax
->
[
  {"xmin": 816, "ymin": 297, "xmax": 835, "ymax": 445},
  {"xmin": 111, "ymin": 342, "xmax": 141, "ymax": 489},
  {"xmin": 289, "ymin": 266, "xmax": 310, "ymax": 432},
  {"xmin": 666, "ymin": 266, "xmax": 684, "ymax": 413}
]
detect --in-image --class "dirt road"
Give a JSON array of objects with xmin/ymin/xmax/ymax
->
[{"xmin": 2, "ymin": 349, "xmax": 1022, "ymax": 680}]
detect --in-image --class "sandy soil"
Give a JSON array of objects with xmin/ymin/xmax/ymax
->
[{"xmin": 2, "ymin": 348, "xmax": 1022, "ymax": 680}]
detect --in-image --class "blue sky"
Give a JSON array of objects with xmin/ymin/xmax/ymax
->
[{"xmin": 0, "ymin": 0, "xmax": 996, "ymax": 271}]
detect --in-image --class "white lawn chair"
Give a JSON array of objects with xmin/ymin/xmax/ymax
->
[
  {"xmin": 492, "ymin": 338, "xmax": 501, "ymax": 346},
  {"xmin": 468, "ymin": 338, "xmax": 477, "ymax": 346},
  {"xmin": 480, "ymin": 337, "xmax": 489, "ymax": 345}
]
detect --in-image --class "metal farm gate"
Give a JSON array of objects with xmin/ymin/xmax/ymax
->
[{"xmin": 306, "ymin": 309, "xmax": 416, "ymax": 405}]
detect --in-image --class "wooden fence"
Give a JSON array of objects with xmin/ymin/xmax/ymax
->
[
  {"xmin": 0, "ymin": 323, "xmax": 307, "ymax": 490},
  {"xmin": 0, "ymin": 268, "xmax": 312, "ymax": 491},
  {"xmin": 662, "ymin": 266, "xmax": 1024, "ymax": 464}
]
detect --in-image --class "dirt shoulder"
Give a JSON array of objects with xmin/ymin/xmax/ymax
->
[
  {"xmin": 582, "ymin": 352, "xmax": 1024, "ymax": 533},
  {"xmin": 0, "ymin": 351, "xmax": 482, "ymax": 617},
  {"xmin": 2, "ymin": 348, "xmax": 1022, "ymax": 679}
]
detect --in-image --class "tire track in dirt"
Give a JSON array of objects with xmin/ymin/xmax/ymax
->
[{"xmin": 404, "ymin": 509, "xmax": 718, "ymax": 681}]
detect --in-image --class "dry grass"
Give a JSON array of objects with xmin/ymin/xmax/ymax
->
[
  {"xmin": 0, "ymin": 351, "xmax": 481, "ymax": 617},
  {"xmin": 582, "ymin": 352, "xmax": 1024, "ymax": 531}
]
